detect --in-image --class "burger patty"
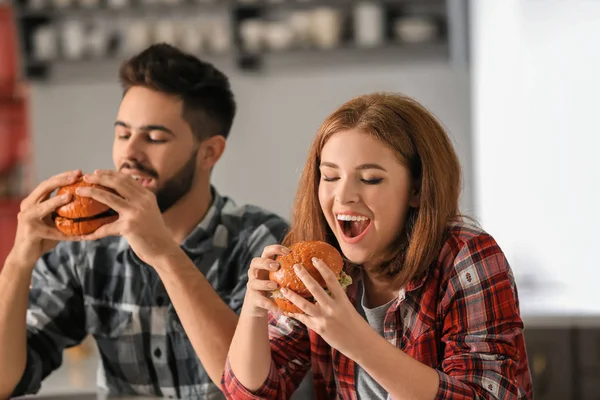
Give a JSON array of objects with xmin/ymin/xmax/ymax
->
[{"xmin": 53, "ymin": 208, "xmax": 118, "ymax": 223}]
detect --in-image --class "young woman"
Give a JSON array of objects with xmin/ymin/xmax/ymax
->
[{"xmin": 223, "ymin": 93, "xmax": 532, "ymax": 399}]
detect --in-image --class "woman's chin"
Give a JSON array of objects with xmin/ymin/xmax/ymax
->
[{"xmin": 339, "ymin": 246, "xmax": 371, "ymax": 266}]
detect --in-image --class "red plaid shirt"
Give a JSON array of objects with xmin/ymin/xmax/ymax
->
[{"xmin": 222, "ymin": 223, "xmax": 533, "ymax": 399}]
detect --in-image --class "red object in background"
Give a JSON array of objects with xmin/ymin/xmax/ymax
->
[
  {"xmin": 0, "ymin": 199, "xmax": 19, "ymax": 266},
  {"xmin": 0, "ymin": 5, "xmax": 20, "ymax": 96},
  {"xmin": 0, "ymin": 99, "xmax": 27, "ymax": 175},
  {"xmin": 0, "ymin": 4, "xmax": 28, "ymax": 269}
]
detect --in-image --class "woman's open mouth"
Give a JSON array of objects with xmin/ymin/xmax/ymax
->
[{"xmin": 336, "ymin": 213, "xmax": 372, "ymax": 244}]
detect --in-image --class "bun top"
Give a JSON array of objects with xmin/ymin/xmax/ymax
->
[
  {"xmin": 55, "ymin": 179, "xmax": 114, "ymax": 219},
  {"xmin": 269, "ymin": 241, "xmax": 344, "ymax": 295}
]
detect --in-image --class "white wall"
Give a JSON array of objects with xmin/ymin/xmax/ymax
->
[
  {"xmin": 30, "ymin": 62, "xmax": 472, "ymax": 220},
  {"xmin": 471, "ymin": 1, "xmax": 600, "ymax": 313}
]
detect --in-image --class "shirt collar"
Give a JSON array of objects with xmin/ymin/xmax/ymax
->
[
  {"xmin": 180, "ymin": 185, "xmax": 225, "ymax": 252},
  {"xmin": 345, "ymin": 262, "xmax": 432, "ymax": 302}
]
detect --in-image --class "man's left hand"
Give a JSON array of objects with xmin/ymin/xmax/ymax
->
[{"xmin": 77, "ymin": 170, "xmax": 179, "ymax": 264}]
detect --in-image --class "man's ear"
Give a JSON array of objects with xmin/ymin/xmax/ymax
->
[{"xmin": 198, "ymin": 135, "xmax": 226, "ymax": 170}]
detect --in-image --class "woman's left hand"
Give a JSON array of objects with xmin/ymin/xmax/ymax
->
[{"xmin": 280, "ymin": 257, "xmax": 370, "ymax": 357}]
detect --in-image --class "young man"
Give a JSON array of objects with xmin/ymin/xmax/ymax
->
[{"xmin": 0, "ymin": 43, "xmax": 288, "ymax": 399}]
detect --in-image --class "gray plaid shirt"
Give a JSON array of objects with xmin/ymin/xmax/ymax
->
[{"xmin": 13, "ymin": 187, "xmax": 289, "ymax": 399}]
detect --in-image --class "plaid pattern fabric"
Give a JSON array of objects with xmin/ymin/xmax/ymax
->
[
  {"xmin": 12, "ymin": 187, "xmax": 289, "ymax": 399},
  {"xmin": 222, "ymin": 223, "xmax": 533, "ymax": 400}
]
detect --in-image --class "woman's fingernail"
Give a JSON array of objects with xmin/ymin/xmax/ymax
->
[
  {"xmin": 61, "ymin": 193, "xmax": 69, "ymax": 200},
  {"xmin": 280, "ymin": 288, "xmax": 288, "ymax": 295},
  {"xmin": 269, "ymin": 262, "xmax": 280, "ymax": 271},
  {"xmin": 281, "ymin": 247, "xmax": 291, "ymax": 255},
  {"xmin": 267, "ymin": 282, "xmax": 278, "ymax": 290},
  {"xmin": 294, "ymin": 264, "xmax": 302, "ymax": 273},
  {"xmin": 312, "ymin": 257, "xmax": 319, "ymax": 264}
]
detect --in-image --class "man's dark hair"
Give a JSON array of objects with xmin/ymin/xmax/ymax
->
[{"xmin": 119, "ymin": 43, "xmax": 236, "ymax": 140}]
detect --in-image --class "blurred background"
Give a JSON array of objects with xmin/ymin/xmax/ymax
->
[{"xmin": 0, "ymin": 0, "xmax": 599, "ymax": 399}]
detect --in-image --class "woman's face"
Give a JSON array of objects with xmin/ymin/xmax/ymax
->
[{"xmin": 318, "ymin": 130, "xmax": 420, "ymax": 268}]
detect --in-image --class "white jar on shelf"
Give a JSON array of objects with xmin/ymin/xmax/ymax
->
[
  {"xmin": 153, "ymin": 19, "xmax": 179, "ymax": 46},
  {"xmin": 119, "ymin": 19, "xmax": 151, "ymax": 56},
  {"xmin": 310, "ymin": 7, "xmax": 343, "ymax": 50},
  {"xmin": 32, "ymin": 25, "xmax": 58, "ymax": 61},
  {"xmin": 206, "ymin": 16, "xmax": 232, "ymax": 54},
  {"xmin": 179, "ymin": 19, "xmax": 205, "ymax": 55},
  {"xmin": 61, "ymin": 20, "xmax": 86, "ymax": 60},
  {"xmin": 353, "ymin": 1, "xmax": 384, "ymax": 48},
  {"xmin": 240, "ymin": 19, "xmax": 265, "ymax": 54}
]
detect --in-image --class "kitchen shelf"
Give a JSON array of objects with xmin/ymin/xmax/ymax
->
[
  {"xmin": 12, "ymin": 0, "xmax": 467, "ymax": 81},
  {"xmin": 16, "ymin": 1, "xmax": 229, "ymax": 17}
]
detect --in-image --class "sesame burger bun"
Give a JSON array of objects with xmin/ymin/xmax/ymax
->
[
  {"xmin": 54, "ymin": 178, "xmax": 118, "ymax": 236},
  {"xmin": 269, "ymin": 241, "xmax": 352, "ymax": 314}
]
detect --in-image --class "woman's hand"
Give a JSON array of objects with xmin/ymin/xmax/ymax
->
[
  {"xmin": 242, "ymin": 244, "xmax": 291, "ymax": 318},
  {"xmin": 280, "ymin": 257, "xmax": 369, "ymax": 357}
]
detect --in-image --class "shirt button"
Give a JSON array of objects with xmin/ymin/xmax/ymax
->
[
  {"xmin": 154, "ymin": 348, "xmax": 162, "ymax": 358},
  {"xmin": 157, "ymin": 296, "xmax": 164, "ymax": 306}
]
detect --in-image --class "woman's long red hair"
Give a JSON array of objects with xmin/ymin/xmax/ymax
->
[{"xmin": 283, "ymin": 93, "xmax": 462, "ymax": 289}]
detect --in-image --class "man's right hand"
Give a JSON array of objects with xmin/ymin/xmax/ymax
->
[{"xmin": 6, "ymin": 170, "xmax": 82, "ymax": 270}]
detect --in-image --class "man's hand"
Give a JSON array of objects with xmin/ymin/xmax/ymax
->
[
  {"xmin": 77, "ymin": 170, "xmax": 179, "ymax": 264},
  {"xmin": 7, "ymin": 170, "xmax": 81, "ymax": 269}
]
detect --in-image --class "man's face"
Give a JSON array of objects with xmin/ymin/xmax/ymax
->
[{"xmin": 112, "ymin": 86, "xmax": 199, "ymax": 212}]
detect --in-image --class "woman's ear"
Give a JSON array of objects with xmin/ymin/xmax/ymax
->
[
  {"xmin": 408, "ymin": 185, "xmax": 421, "ymax": 208},
  {"xmin": 198, "ymin": 135, "xmax": 226, "ymax": 170}
]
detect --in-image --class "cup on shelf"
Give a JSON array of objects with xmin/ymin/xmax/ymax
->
[
  {"xmin": 353, "ymin": 1, "xmax": 384, "ymax": 48},
  {"xmin": 240, "ymin": 19, "xmax": 265, "ymax": 54},
  {"xmin": 120, "ymin": 20, "xmax": 151, "ymax": 56},
  {"xmin": 310, "ymin": 7, "xmax": 343, "ymax": 50},
  {"xmin": 288, "ymin": 11, "xmax": 312, "ymax": 49},
  {"xmin": 179, "ymin": 19, "xmax": 205, "ymax": 55},
  {"xmin": 153, "ymin": 19, "xmax": 179, "ymax": 46},
  {"xmin": 205, "ymin": 16, "xmax": 232, "ymax": 54},
  {"xmin": 394, "ymin": 16, "xmax": 438, "ymax": 44},
  {"xmin": 264, "ymin": 21, "xmax": 295, "ymax": 52},
  {"xmin": 86, "ymin": 21, "xmax": 110, "ymax": 58},
  {"xmin": 32, "ymin": 25, "xmax": 58, "ymax": 61},
  {"xmin": 61, "ymin": 20, "xmax": 86, "ymax": 60}
]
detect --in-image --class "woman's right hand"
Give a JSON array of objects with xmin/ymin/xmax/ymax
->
[
  {"xmin": 6, "ymin": 170, "xmax": 82, "ymax": 270},
  {"xmin": 243, "ymin": 244, "xmax": 291, "ymax": 318}
]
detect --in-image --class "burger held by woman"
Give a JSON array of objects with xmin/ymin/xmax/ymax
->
[{"xmin": 223, "ymin": 93, "xmax": 533, "ymax": 400}]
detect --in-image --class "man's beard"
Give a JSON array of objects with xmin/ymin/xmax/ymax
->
[
  {"xmin": 155, "ymin": 150, "xmax": 198, "ymax": 213},
  {"xmin": 120, "ymin": 149, "xmax": 198, "ymax": 213}
]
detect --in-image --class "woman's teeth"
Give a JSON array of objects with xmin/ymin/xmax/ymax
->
[{"xmin": 336, "ymin": 214, "xmax": 369, "ymax": 221}]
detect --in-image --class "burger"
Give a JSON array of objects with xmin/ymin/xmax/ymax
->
[
  {"xmin": 53, "ymin": 178, "xmax": 118, "ymax": 236},
  {"xmin": 269, "ymin": 241, "xmax": 353, "ymax": 314}
]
